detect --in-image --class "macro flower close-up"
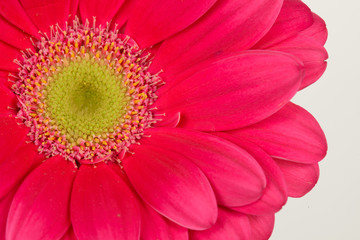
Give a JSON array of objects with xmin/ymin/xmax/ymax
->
[{"xmin": 0, "ymin": 0, "xmax": 328, "ymax": 239}]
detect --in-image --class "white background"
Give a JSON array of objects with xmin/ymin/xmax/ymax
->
[{"xmin": 271, "ymin": 0, "xmax": 360, "ymax": 239}]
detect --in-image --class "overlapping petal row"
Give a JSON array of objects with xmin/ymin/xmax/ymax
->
[{"xmin": 0, "ymin": 0, "xmax": 327, "ymax": 239}]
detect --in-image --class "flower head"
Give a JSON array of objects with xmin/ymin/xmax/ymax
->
[{"xmin": 0, "ymin": 0, "xmax": 327, "ymax": 239}]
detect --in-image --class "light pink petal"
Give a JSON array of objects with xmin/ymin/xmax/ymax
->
[
  {"xmin": 254, "ymin": 0, "xmax": 313, "ymax": 49},
  {"xmin": 0, "ymin": 189, "xmax": 16, "ymax": 240},
  {"xmin": 6, "ymin": 156, "xmax": 76, "ymax": 240},
  {"xmin": 142, "ymin": 128, "xmax": 266, "ymax": 207},
  {"xmin": 0, "ymin": 16, "xmax": 33, "ymax": 50},
  {"xmin": 0, "ymin": 142, "xmax": 38, "ymax": 199},
  {"xmin": 0, "ymin": 1, "xmax": 39, "ymax": 38},
  {"xmin": 249, "ymin": 214, "xmax": 275, "ymax": 240},
  {"xmin": 190, "ymin": 208, "xmax": 251, "ymax": 240},
  {"xmin": 140, "ymin": 202, "xmax": 188, "ymax": 240},
  {"xmin": 19, "ymin": 0, "xmax": 71, "ymax": 33},
  {"xmin": 154, "ymin": 51, "xmax": 303, "ymax": 131},
  {"xmin": 150, "ymin": 0, "xmax": 282, "ymax": 76},
  {"xmin": 79, "ymin": 0, "xmax": 125, "ymax": 26},
  {"xmin": 124, "ymin": 144, "xmax": 217, "ymax": 230},
  {"xmin": 125, "ymin": 0, "xmax": 217, "ymax": 48},
  {"xmin": 0, "ymin": 115, "xmax": 28, "ymax": 161},
  {"xmin": 71, "ymin": 163, "xmax": 140, "ymax": 240},
  {"xmin": 274, "ymin": 158, "xmax": 320, "ymax": 197},
  {"xmin": 0, "ymin": 41, "xmax": 22, "ymax": 72},
  {"xmin": 228, "ymin": 102, "xmax": 327, "ymax": 163},
  {"xmin": 216, "ymin": 138, "xmax": 287, "ymax": 215}
]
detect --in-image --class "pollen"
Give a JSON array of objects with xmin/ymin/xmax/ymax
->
[{"xmin": 13, "ymin": 18, "xmax": 162, "ymax": 164}]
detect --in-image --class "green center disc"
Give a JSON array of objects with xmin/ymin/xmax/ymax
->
[{"xmin": 44, "ymin": 57, "xmax": 129, "ymax": 143}]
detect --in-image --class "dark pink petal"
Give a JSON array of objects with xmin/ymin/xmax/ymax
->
[
  {"xmin": 0, "ymin": 189, "xmax": 16, "ymax": 240},
  {"xmin": 151, "ymin": 0, "xmax": 282, "ymax": 76},
  {"xmin": 71, "ymin": 163, "xmax": 140, "ymax": 240},
  {"xmin": 0, "ymin": 115, "xmax": 28, "ymax": 161},
  {"xmin": 254, "ymin": 0, "xmax": 313, "ymax": 49},
  {"xmin": 0, "ymin": 142, "xmax": 38, "ymax": 199},
  {"xmin": 142, "ymin": 128, "xmax": 266, "ymax": 207},
  {"xmin": 6, "ymin": 156, "xmax": 76, "ymax": 240},
  {"xmin": 0, "ymin": 85, "xmax": 17, "ymax": 114},
  {"xmin": 155, "ymin": 51, "xmax": 303, "ymax": 131},
  {"xmin": 140, "ymin": 202, "xmax": 188, "ymax": 240},
  {"xmin": 79, "ymin": 0, "xmax": 125, "ymax": 26},
  {"xmin": 274, "ymin": 158, "xmax": 320, "ymax": 197},
  {"xmin": 125, "ymin": 0, "xmax": 217, "ymax": 48},
  {"xmin": 249, "ymin": 214, "xmax": 275, "ymax": 240},
  {"xmin": 0, "ymin": 42, "xmax": 21, "ymax": 72},
  {"xmin": 228, "ymin": 102, "xmax": 327, "ymax": 163},
  {"xmin": 0, "ymin": 1, "xmax": 40, "ymax": 38},
  {"xmin": 124, "ymin": 144, "xmax": 217, "ymax": 230},
  {"xmin": 19, "ymin": 0, "xmax": 71, "ymax": 33},
  {"xmin": 190, "ymin": 208, "xmax": 251, "ymax": 240},
  {"xmin": 215, "ymin": 137, "xmax": 287, "ymax": 215},
  {"xmin": 0, "ymin": 16, "xmax": 33, "ymax": 50}
]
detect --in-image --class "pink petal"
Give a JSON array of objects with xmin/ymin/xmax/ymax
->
[
  {"xmin": 0, "ymin": 115, "xmax": 28, "ymax": 161},
  {"xmin": 301, "ymin": 13, "xmax": 328, "ymax": 46},
  {"xmin": 69, "ymin": 1, "xmax": 79, "ymax": 21},
  {"xmin": 154, "ymin": 51, "xmax": 303, "ymax": 131},
  {"xmin": 268, "ymin": 26, "xmax": 328, "ymax": 89},
  {"xmin": 253, "ymin": 1, "xmax": 328, "ymax": 89},
  {"xmin": 0, "ymin": 189, "xmax": 16, "ymax": 240},
  {"xmin": 0, "ymin": 85, "xmax": 17, "ymax": 114},
  {"xmin": 142, "ymin": 128, "xmax": 266, "ymax": 207},
  {"xmin": 0, "ymin": 41, "xmax": 22, "ymax": 72},
  {"xmin": 124, "ymin": 144, "xmax": 217, "ymax": 230},
  {"xmin": 0, "ymin": 71, "xmax": 16, "ymax": 89},
  {"xmin": 79, "ymin": 0, "xmax": 125, "ymax": 26},
  {"xmin": 190, "ymin": 208, "xmax": 251, "ymax": 240},
  {"xmin": 228, "ymin": 102, "xmax": 327, "ymax": 163},
  {"xmin": 153, "ymin": 112, "xmax": 181, "ymax": 128},
  {"xmin": 111, "ymin": 0, "xmax": 137, "ymax": 30},
  {"xmin": 151, "ymin": 0, "xmax": 282, "ymax": 76},
  {"xmin": 216, "ymin": 138, "xmax": 287, "ymax": 215},
  {"xmin": 0, "ymin": 1, "xmax": 40, "ymax": 38},
  {"xmin": 254, "ymin": 0, "xmax": 314, "ymax": 49},
  {"xmin": 140, "ymin": 202, "xmax": 188, "ymax": 240},
  {"xmin": 274, "ymin": 158, "xmax": 320, "ymax": 197},
  {"xmin": 6, "ymin": 156, "xmax": 76, "ymax": 240},
  {"xmin": 60, "ymin": 227, "xmax": 77, "ymax": 240},
  {"xmin": 0, "ymin": 142, "xmax": 38, "ymax": 199},
  {"xmin": 125, "ymin": 0, "xmax": 217, "ymax": 48},
  {"xmin": 0, "ymin": 16, "xmax": 34, "ymax": 50},
  {"xmin": 249, "ymin": 214, "xmax": 275, "ymax": 240},
  {"xmin": 71, "ymin": 163, "xmax": 140, "ymax": 240},
  {"xmin": 19, "ymin": 0, "xmax": 71, "ymax": 33}
]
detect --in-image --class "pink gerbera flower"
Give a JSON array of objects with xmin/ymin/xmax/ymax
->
[{"xmin": 0, "ymin": 0, "xmax": 327, "ymax": 239}]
